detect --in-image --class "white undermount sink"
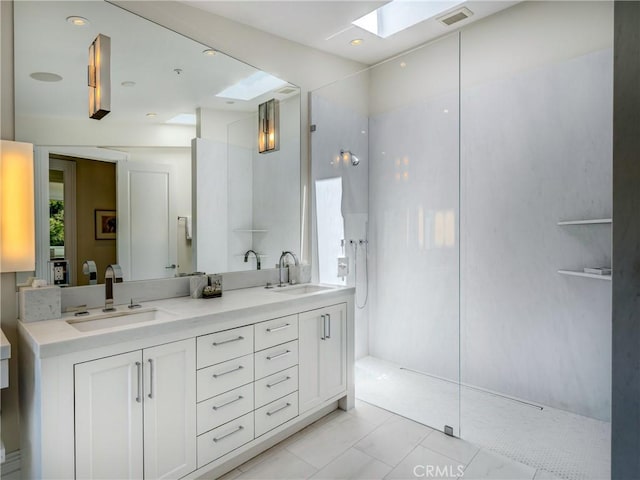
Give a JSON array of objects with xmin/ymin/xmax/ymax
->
[
  {"xmin": 66, "ymin": 307, "xmax": 176, "ymax": 332},
  {"xmin": 273, "ymin": 284, "xmax": 335, "ymax": 295}
]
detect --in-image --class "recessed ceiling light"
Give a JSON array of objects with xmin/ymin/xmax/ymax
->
[
  {"xmin": 146, "ymin": 113, "xmax": 157, "ymax": 118},
  {"xmin": 202, "ymin": 48, "xmax": 217, "ymax": 56},
  {"xmin": 400, "ymin": 62, "xmax": 407, "ymax": 68},
  {"xmin": 66, "ymin": 16, "xmax": 89, "ymax": 26},
  {"xmin": 350, "ymin": 38, "xmax": 364, "ymax": 46},
  {"xmin": 121, "ymin": 81, "xmax": 136, "ymax": 87},
  {"xmin": 30, "ymin": 72, "xmax": 63, "ymax": 82}
]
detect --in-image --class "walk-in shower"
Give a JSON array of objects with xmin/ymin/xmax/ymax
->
[{"xmin": 310, "ymin": 2, "xmax": 613, "ymax": 479}]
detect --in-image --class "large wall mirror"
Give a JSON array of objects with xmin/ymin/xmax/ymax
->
[{"xmin": 14, "ymin": 1, "xmax": 301, "ymax": 286}]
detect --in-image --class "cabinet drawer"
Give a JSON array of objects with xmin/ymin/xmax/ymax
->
[
  {"xmin": 197, "ymin": 354, "xmax": 254, "ymax": 402},
  {"xmin": 197, "ymin": 325, "xmax": 253, "ymax": 368},
  {"xmin": 255, "ymin": 391, "xmax": 299, "ymax": 438},
  {"xmin": 255, "ymin": 366, "xmax": 298, "ymax": 409},
  {"xmin": 197, "ymin": 383, "xmax": 254, "ymax": 435},
  {"xmin": 254, "ymin": 315, "xmax": 298, "ymax": 351},
  {"xmin": 197, "ymin": 412, "xmax": 254, "ymax": 468},
  {"xmin": 254, "ymin": 340, "xmax": 298, "ymax": 380}
]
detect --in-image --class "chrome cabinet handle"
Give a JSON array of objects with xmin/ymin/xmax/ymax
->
[
  {"xmin": 266, "ymin": 350, "xmax": 291, "ymax": 361},
  {"xmin": 212, "ymin": 365, "xmax": 244, "ymax": 378},
  {"xmin": 213, "ymin": 395, "xmax": 243, "ymax": 411},
  {"xmin": 165, "ymin": 264, "xmax": 177, "ymax": 269},
  {"xmin": 148, "ymin": 358, "xmax": 154, "ymax": 399},
  {"xmin": 213, "ymin": 336, "xmax": 244, "ymax": 346},
  {"xmin": 326, "ymin": 313, "xmax": 331, "ymax": 339},
  {"xmin": 266, "ymin": 402, "xmax": 292, "ymax": 416},
  {"xmin": 135, "ymin": 361, "xmax": 142, "ymax": 403},
  {"xmin": 321, "ymin": 314, "xmax": 326, "ymax": 340},
  {"xmin": 266, "ymin": 323, "xmax": 291, "ymax": 333},
  {"xmin": 213, "ymin": 425, "xmax": 244, "ymax": 443},
  {"xmin": 266, "ymin": 376, "xmax": 291, "ymax": 388}
]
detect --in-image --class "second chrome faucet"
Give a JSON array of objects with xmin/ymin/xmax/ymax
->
[
  {"xmin": 278, "ymin": 251, "xmax": 299, "ymax": 287},
  {"xmin": 244, "ymin": 249, "xmax": 261, "ymax": 270},
  {"xmin": 103, "ymin": 264, "xmax": 123, "ymax": 312}
]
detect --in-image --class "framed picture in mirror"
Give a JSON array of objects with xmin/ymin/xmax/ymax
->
[{"xmin": 95, "ymin": 210, "xmax": 117, "ymax": 240}]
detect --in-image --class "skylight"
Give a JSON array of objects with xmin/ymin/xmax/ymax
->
[
  {"xmin": 216, "ymin": 71, "xmax": 288, "ymax": 101},
  {"xmin": 352, "ymin": 0, "xmax": 465, "ymax": 38},
  {"xmin": 166, "ymin": 113, "xmax": 196, "ymax": 125}
]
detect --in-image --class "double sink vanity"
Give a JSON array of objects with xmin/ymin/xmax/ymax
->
[{"xmin": 19, "ymin": 282, "xmax": 355, "ymax": 479}]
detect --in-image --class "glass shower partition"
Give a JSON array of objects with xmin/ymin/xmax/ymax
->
[{"xmin": 310, "ymin": 32, "xmax": 461, "ymax": 436}]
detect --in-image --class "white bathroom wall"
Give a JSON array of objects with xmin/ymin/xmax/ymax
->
[
  {"xmin": 367, "ymin": 34, "xmax": 461, "ymax": 392},
  {"xmin": 198, "ymin": 108, "xmax": 255, "ymax": 272},
  {"xmin": 223, "ymin": 96, "xmax": 301, "ymax": 273},
  {"xmin": 310, "ymin": 73, "xmax": 370, "ymax": 360},
  {"xmin": 459, "ymin": 1, "xmax": 613, "ymax": 420},
  {"xmin": 15, "ymin": 115, "xmax": 194, "ymax": 148},
  {"xmin": 311, "ymin": 0, "xmax": 613, "ymax": 422},
  {"xmin": 227, "ymin": 115, "xmax": 255, "ymax": 272},
  {"xmin": 252, "ymin": 96, "xmax": 301, "ymax": 270},
  {"xmin": 192, "ymin": 138, "xmax": 228, "ymax": 274}
]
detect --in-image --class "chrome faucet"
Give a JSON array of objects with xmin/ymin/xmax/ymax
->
[
  {"xmin": 103, "ymin": 264, "xmax": 123, "ymax": 312},
  {"xmin": 278, "ymin": 251, "xmax": 299, "ymax": 287},
  {"xmin": 244, "ymin": 249, "xmax": 261, "ymax": 270}
]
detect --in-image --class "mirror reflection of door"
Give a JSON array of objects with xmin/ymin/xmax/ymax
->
[{"xmin": 49, "ymin": 155, "xmax": 117, "ymax": 286}]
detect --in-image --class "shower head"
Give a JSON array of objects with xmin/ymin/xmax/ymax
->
[{"xmin": 340, "ymin": 149, "xmax": 360, "ymax": 166}]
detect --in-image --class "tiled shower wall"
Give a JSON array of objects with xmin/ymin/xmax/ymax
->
[{"xmin": 312, "ymin": 1, "xmax": 613, "ymax": 421}]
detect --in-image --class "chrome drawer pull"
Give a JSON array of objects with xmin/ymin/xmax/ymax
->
[
  {"xmin": 212, "ymin": 336, "xmax": 244, "ymax": 346},
  {"xmin": 135, "ymin": 361, "xmax": 142, "ymax": 403},
  {"xmin": 266, "ymin": 376, "xmax": 291, "ymax": 388},
  {"xmin": 213, "ymin": 425, "xmax": 244, "ymax": 443},
  {"xmin": 326, "ymin": 313, "xmax": 331, "ymax": 339},
  {"xmin": 212, "ymin": 395, "xmax": 243, "ymax": 411},
  {"xmin": 266, "ymin": 350, "xmax": 291, "ymax": 361},
  {"xmin": 321, "ymin": 314, "xmax": 326, "ymax": 340},
  {"xmin": 266, "ymin": 323, "xmax": 291, "ymax": 333},
  {"xmin": 212, "ymin": 365, "xmax": 244, "ymax": 378},
  {"xmin": 266, "ymin": 402, "xmax": 292, "ymax": 416},
  {"xmin": 148, "ymin": 358, "xmax": 154, "ymax": 399}
]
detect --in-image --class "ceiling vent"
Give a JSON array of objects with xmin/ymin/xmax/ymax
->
[
  {"xmin": 437, "ymin": 7, "xmax": 473, "ymax": 27},
  {"xmin": 276, "ymin": 87, "xmax": 297, "ymax": 95}
]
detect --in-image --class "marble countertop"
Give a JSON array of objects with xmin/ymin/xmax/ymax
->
[
  {"xmin": 0, "ymin": 329, "xmax": 10, "ymax": 360},
  {"xmin": 20, "ymin": 284, "xmax": 354, "ymax": 359}
]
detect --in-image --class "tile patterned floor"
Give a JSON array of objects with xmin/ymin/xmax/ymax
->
[
  {"xmin": 356, "ymin": 356, "xmax": 610, "ymax": 480},
  {"xmin": 216, "ymin": 399, "xmax": 552, "ymax": 480}
]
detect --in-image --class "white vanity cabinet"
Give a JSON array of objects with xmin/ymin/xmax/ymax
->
[
  {"xmin": 299, "ymin": 303, "xmax": 347, "ymax": 413},
  {"xmin": 19, "ymin": 286, "xmax": 354, "ymax": 480},
  {"xmin": 74, "ymin": 338, "xmax": 196, "ymax": 480}
]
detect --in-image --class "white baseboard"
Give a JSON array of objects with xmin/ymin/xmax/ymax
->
[{"xmin": 1, "ymin": 450, "xmax": 21, "ymax": 480}]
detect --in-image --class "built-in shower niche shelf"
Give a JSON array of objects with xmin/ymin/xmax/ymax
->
[
  {"xmin": 557, "ymin": 218, "xmax": 612, "ymax": 225},
  {"xmin": 233, "ymin": 229, "xmax": 269, "ymax": 233},
  {"xmin": 557, "ymin": 270, "xmax": 612, "ymax": 281}
]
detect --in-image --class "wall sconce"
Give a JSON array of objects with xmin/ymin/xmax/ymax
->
[
  {"xmin": 258, "ymin": 98, "xmax": 279, "ymax": 154},
  {"xmin": 1, "ymin": 140, "xmax": 35, "ymax": 272},
  {"xmin": 88, "ymin": 33, "xmax": 111, "ymax": 120}
]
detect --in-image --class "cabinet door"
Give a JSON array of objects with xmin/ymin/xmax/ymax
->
[
  {"xmin": 143, "ymin": 339, "xmax": 196, "ymax": 480},
  {"xmin": 298, "ymin": 309, "xmax": 323, "ymax": 413},
  {"xmin": 75, "ymin": 351, "xmax": 144, "ymax": 479},
  {"xmin": 320, "ymin": 303, "xmax": 347, "ymax": 400}
]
